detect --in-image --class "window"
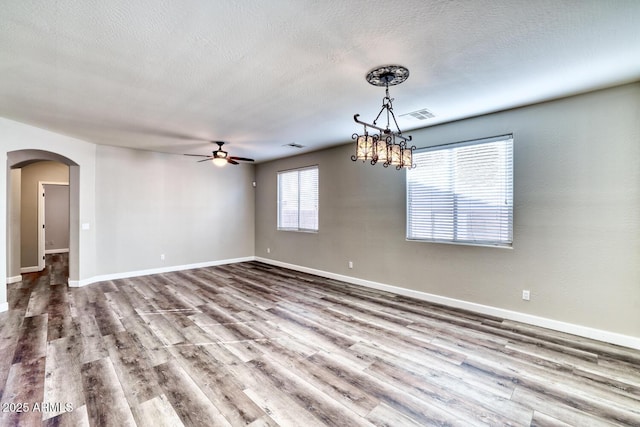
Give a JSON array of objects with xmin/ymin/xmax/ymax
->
[
  {"xmin": 277, "ymin": 166, "xmax": 319, "ymax": 231},
  {"xmin": 407, "ymin": 135, "xmax": 513, "ymax": 247}
]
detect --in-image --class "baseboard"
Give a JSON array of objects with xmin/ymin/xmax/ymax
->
[
  {"xmin": 6, "ymin": 275, "xmax": 22, "ymax": 284},
  {"xmin": 20, "ymin": 266, "xmax": 41, "ymax": 274},
  {"xmin": 255, "ymin": 257, "xmax": 640, "ymax": 351},
  {"xmin": 0, "ymin": 302, "xmax": 8, "ymax": 313},
  {"xmin": 68, "ymin": 256, "xmax": 256, "ymax": 288},
  {"xmin": 45, "ymin": 248, "xmax": 69, "ymax": 254}
]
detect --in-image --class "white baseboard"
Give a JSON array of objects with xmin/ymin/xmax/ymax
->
[
  {"xmin": 0, "ymin": 302, "xmax": 8, "ymax": 313},
  {"xmin": 6, "ymin": 275, "xmax": 22, "ymax": 284},
  {"xmin": 68, "ymin": 256, "xmax": 256, "ymax": 288},
  {"xmin": 45, "ymin": 248, "xmax": 69, "ymax": 254},
  {"xmin": 20, "ymin": 266, "xmax": 41, "ymax": 274},
  {"xmin": 255, "ymin": 257, "xmax": 640, "ymax": 351}
]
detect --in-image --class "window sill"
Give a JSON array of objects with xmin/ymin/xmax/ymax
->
[
  {"xmin": 277, "ymin": 228, "xmax": 319, "ymax": 234},
  {"xmin": 406, "ymin": 238, "xmax": 512, "ymax": 249}
]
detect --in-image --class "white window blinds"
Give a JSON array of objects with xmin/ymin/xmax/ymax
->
[
  {"xmin": 277, "ymin": 166, "xmax": 319, "ymax": 231},
  {"xmin": 407, "ymin": 135, "xmax": 513, "ymax": 247}
]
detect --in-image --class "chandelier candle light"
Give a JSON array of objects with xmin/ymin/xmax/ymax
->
[{"xmin": 352, "ymin": 65, "xmax": 415, "ymax": 169}]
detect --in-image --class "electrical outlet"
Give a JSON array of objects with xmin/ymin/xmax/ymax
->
[
  {"xmin": 522, "ymin": 290, "xmax": 530, "ymax": 301},
  {"xmin": 348, "ymin": 261, "xmax": 353, "ymax": 269},
  {"xmin": 160, "ymin": 254, "xmax": 165, "ymax": 261},
  {"xmin": 267, "ymin": 248, "xmax": 271, "ymax": 254}
]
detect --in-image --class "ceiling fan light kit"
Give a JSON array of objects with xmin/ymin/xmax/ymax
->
[
  {"xmin": 212, "ymin": 157, "xmax": 228, "ymax": 167},
  {"xmin": 184, "ymin": 141, "xmax": 255, "ymax": 167},
  {"xmin": 351, "ymin": 65, "xmax": 416, "ymax": 170}
]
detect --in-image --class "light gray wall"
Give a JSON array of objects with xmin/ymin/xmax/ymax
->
[
  {"xmin": 255, "ymin": 83, "xmax": 640, "ymax": 338},
  {"xmin": 95, "ymin": 145, "xmax": 255, "ymax": 276},
  {"xmin": 44, "ymin": 184, "xmax": 70, "ymax": 251},
  {"xmin": 20, "ymin": 161, "xmax": 69, "ymax": 268},
  {"xmin": 2, "ymin": 122, "xmax": 97, "ymax": 293},
  {"xmin": 7, "ymin": 169, "xmax": 21, "ymax": 280}
]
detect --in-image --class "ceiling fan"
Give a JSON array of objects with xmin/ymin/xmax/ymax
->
[{"xmin": 184, "ymin": 141, "xmax": 254, "ymax": 167}]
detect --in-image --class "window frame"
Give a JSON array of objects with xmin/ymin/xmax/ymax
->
[
  {"xmin": 277, "ymin": 165, "xmax": 319, "ymax": 232},
  {"xmin": 406, "ymin": 134, "xmax": 514, "ymax": 248}
]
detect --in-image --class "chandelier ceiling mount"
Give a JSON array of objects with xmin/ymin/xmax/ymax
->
[{"xmin": 365, "ymin": 64, "xmax": 410, "ymax": 87}]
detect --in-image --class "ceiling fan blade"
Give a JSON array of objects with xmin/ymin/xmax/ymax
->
[
  {"xmin": 184, "ymin": 153, "xmax": 211, "ymax": 157},
  {"xmin": 229, "ymin": 156, "xmax": 255, "ymax": 162},
  {"xmin": 197, "ymin": 157, "xmax": 213, "ymax": 163},
  {"xmin": 227, "ymin": 159, "xmax": 239, "ymax": 165}
]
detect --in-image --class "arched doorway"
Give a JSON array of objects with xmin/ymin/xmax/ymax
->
[{"xmin": 7, "ymin": 149, "xmax": 80, "ymax": 285}]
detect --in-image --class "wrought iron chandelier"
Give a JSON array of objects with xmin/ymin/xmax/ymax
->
[{"xmin": 351, "ymin": 65, "xmax": 415, "ymax": 169}]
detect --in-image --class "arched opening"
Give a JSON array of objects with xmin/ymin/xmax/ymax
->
[{"xmin": 7, "ymin": 150, "xmax": 80, "ymax": 285}]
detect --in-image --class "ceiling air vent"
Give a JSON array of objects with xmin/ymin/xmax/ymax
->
[
  {"xmin": 400, "ymin": 108, "xmax": 435, "ymax": 120},
  {"xmin": 284, "ymin": 143, "xmax": 304, "ymax": 149}
]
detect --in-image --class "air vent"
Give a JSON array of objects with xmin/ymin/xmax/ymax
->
[
  {"xmin": 400, "ymin": 108, "xmax": 435, "ymax": 120},
  {"xmin": 284, "ymin": 143, "xmax": 304, "ymax": 149}
]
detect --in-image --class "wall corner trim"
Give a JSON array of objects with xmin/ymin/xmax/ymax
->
[
  {"xmin": 68, "ymin": 256, "xmax": 256, "ymax": 288},
  {"xmin": 255, "ymin": 257, "xmax": 640, "ymax": 351}
]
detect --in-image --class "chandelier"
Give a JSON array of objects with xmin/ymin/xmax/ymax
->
[{"xmin": 351, "ymin": 65, "xmax": 415, "ymax": 169}]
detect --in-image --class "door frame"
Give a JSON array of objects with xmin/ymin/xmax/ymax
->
[
  {"xmin": 7, "ymin": 149, "xmax": 80, "ymax": 291},
  {"xmin": 38, "ymin": 181, "xmax": 69, "ymax": 271}
]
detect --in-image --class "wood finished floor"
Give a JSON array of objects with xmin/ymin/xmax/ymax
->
[{"xmin": 1, "ymin": 254, "xmax": 639, "ymax": 426}]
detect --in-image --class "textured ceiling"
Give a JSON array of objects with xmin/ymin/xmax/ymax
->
[{"xmin": 2, "ymin": 0, "xmax": 640, "ymax": 162}]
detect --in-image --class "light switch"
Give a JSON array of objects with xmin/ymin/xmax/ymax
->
[{"xmin": 82, "ymin": 223, "xmax": 90, "ymax": 230}]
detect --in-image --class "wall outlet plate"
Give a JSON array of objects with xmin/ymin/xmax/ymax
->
[{"xmin": 522, "ymin": 290, "xmax": 530, "ymax": 301}]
